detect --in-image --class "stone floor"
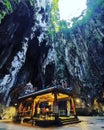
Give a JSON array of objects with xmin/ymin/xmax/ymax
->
[{"xmin": 0, "ymin": 116, "xmax": 104, "ymax": 130}]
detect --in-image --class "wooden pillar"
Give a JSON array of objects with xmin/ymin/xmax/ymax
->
[
  {"xmin": 67, "ymin": 97, "xmax": 71, "ymax": 116},
  {"xmin": 53, "ymin": 92, "xmax": 59, "ymax": 120},
  {"xmin": 18, "ymin": 101, "xmax": 23, "ymax": 112},
  {"xmin": 70, "ymin": 96, "xmax": 77, "ymax": 117},
  {"xmin": 31, "ymin": 97, "xmax": 36, "ymax": 117},
  {"xmin": 18, "ymin": 100, "xmax": 24, "ymax": 117}
]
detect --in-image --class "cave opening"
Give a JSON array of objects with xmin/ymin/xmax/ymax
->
[{"xmin": 58, "ymin": 0, "xmax": 87, "ymax": 22}]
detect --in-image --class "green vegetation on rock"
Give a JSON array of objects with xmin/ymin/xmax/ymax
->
[
  {"xmin": 0, "ymin": 11, "xmax": 6, "ymax": 23},
  {"xmin": 4, "ymin": 0, "xmax": 12, "ymax": 11}
]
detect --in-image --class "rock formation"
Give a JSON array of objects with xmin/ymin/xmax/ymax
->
[{"xmin": 0, "ymin": 0, "xmax": 104, "ymax": 107}]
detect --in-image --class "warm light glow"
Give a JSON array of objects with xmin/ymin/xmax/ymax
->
[
  {"xmin": 1, "ymin": 107, "xmax": 17, "ymax": 120},
  {"xmin": 58, "ymin": 0, "xmax": 87, "ymax": 21},
  {"xmin": 48, "ymin": 102, "xmax": 52, "ymax": 105},
  {"xmin": 76, "ymin": 98, "xmax": 80, "ymax": 104},
  {"xmin": 58, "ymin": 93, "xmax": 69, "ymax": 99},
  {"xmin": 14, "ymin": 103, "xmax": 17, "ymax": 106},
  {"xmin": 36, "ymin": 93, "xmax": 54, "ymax": 102}
]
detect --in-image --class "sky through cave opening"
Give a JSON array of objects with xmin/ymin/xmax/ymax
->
[{"xmin": 58, "ymin": 0, "xmax": 87, "ymax": 22}]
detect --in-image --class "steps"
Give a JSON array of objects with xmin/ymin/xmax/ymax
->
[{"xmin": 59, "ymin": 117, "xmax": 81, "ymax": 125}]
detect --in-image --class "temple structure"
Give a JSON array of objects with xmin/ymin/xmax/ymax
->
[{"xmin": 17, "ymin": 86, "xmax": 80, "ymax": 126}]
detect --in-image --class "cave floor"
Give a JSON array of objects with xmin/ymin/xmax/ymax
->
[{"xmin": 0, "ymin": 116, "xmax": 104, "ymax": 130}]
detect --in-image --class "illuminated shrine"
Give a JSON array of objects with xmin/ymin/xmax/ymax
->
[{"xmin": 17, "ymin": 86, "xmax": 80, "ymax": 126}]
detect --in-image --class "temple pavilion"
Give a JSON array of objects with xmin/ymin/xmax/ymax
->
[{"xmin": 17, "ymin": 86, "xmax": 80, "ymax": 126}]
